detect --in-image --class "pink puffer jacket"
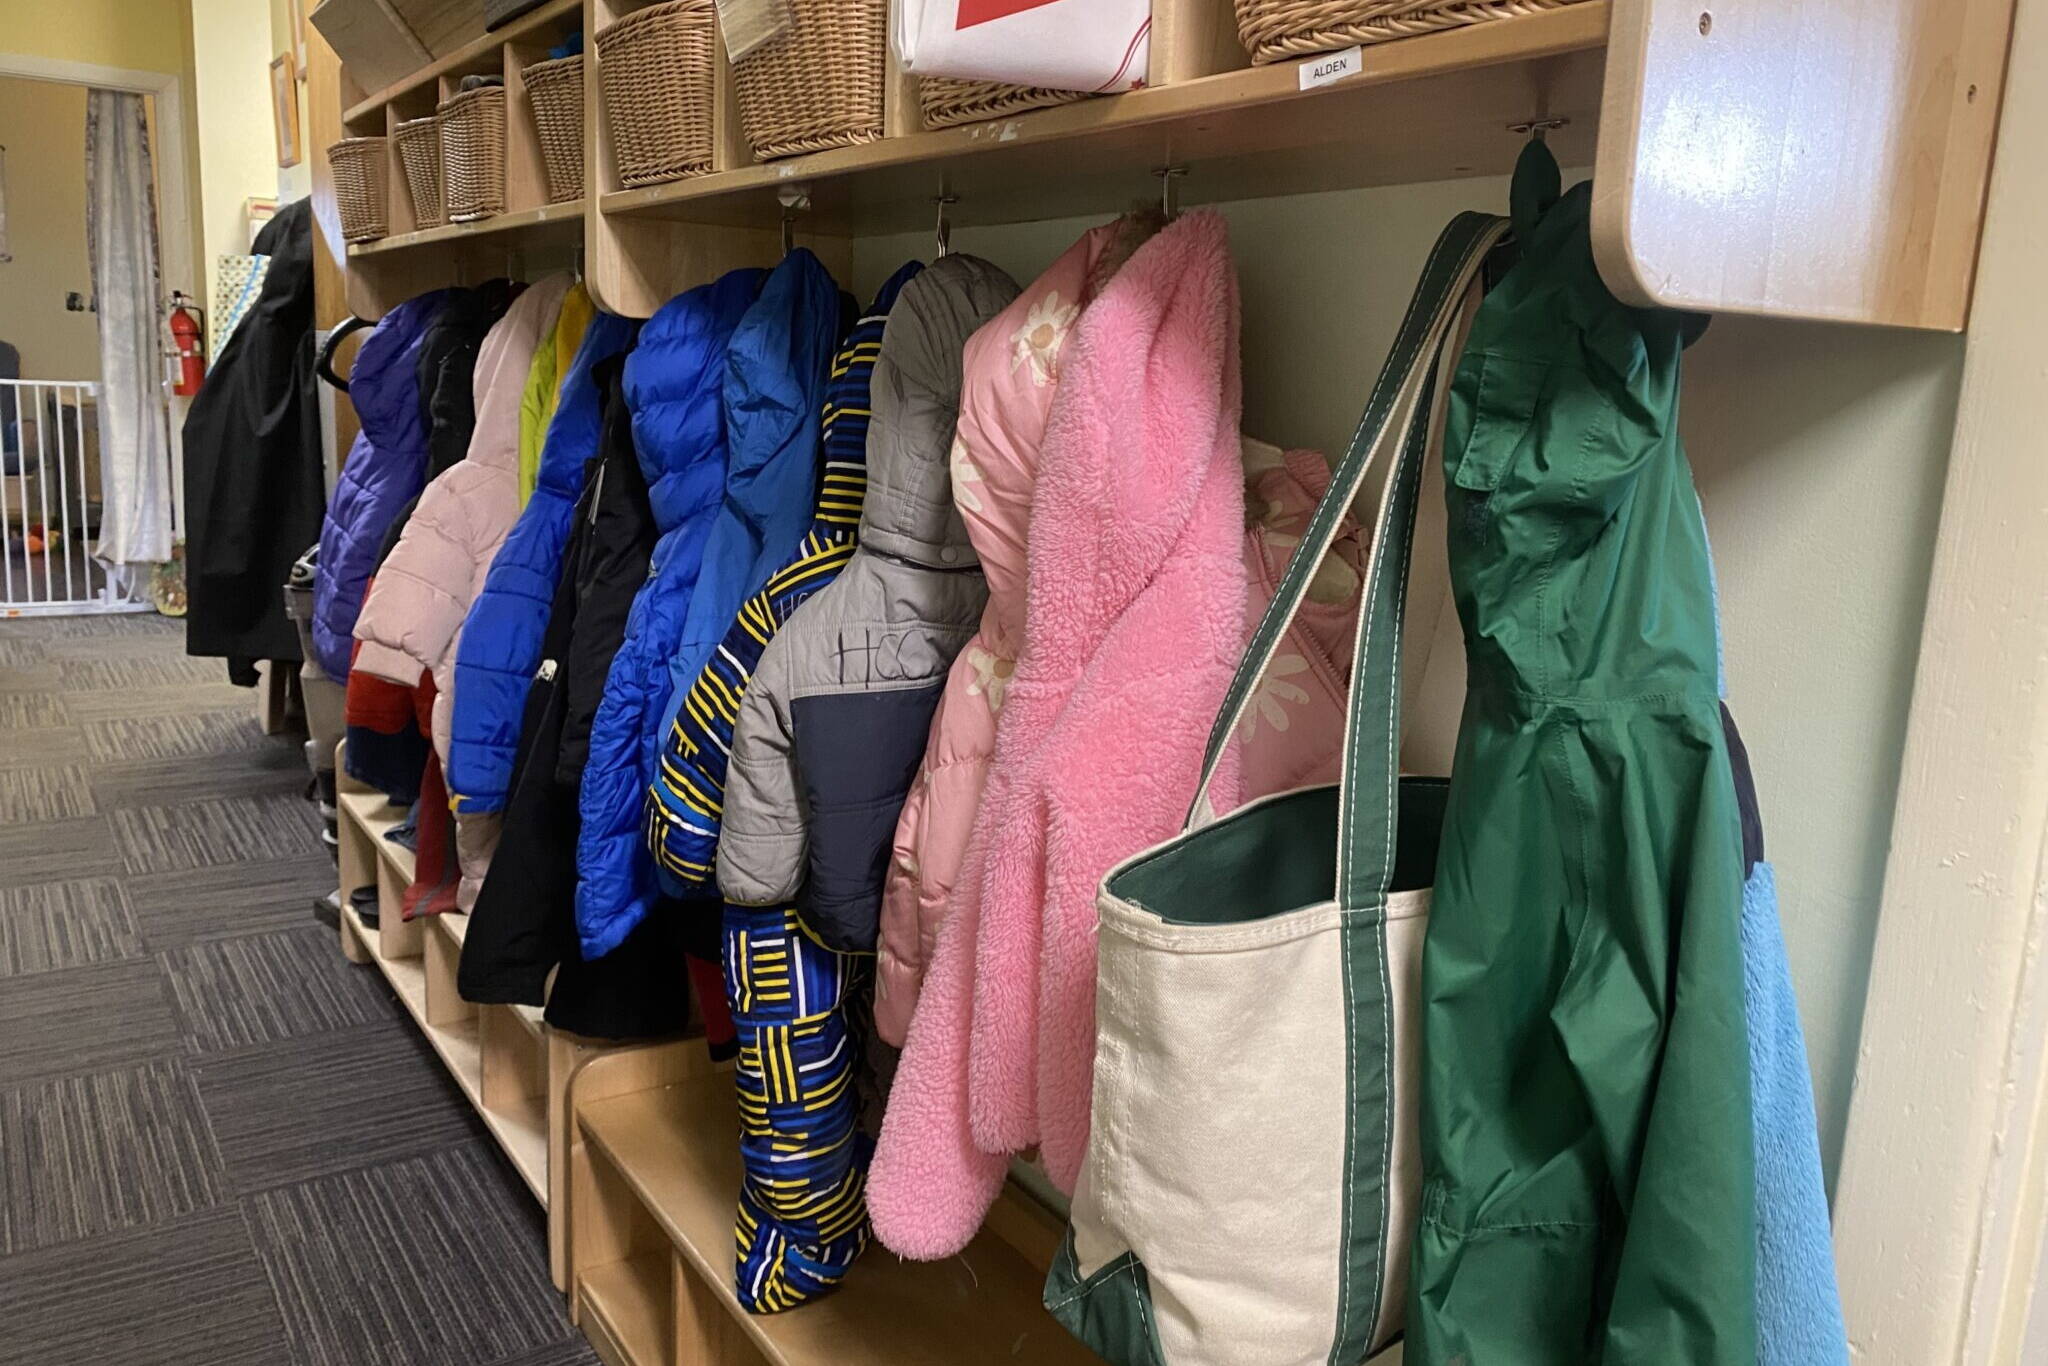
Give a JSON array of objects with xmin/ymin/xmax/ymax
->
[
  {"xmin": 871, "ymin": 210, "xmax": 1249, "ymax": 1256},
  {"xmin": 873, "ymin": 219, "xmax": 1135, "ymax": 1049},
  {"xmin": 1231, "ymin": 438, "xmax": 1363, "ymax": 797},
  {"xmin": 353, "ymin": 273, "xmax": 572, "ymax": 903}
]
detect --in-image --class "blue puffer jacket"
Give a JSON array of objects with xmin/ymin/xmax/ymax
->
[
  {"xmin": 311, "ymin": 289, "xmax": 454, "ymax": 677},
  {"xmin": 447, "ymin": 310, "xmax": 639, "ymax": 812},
  {"xmin": 573, "ymin": 269, "xmax": 764, "ymax": 961},
  {"xmin": 648, "ymin": 248, "xmax": 850, "ymax": 903}
]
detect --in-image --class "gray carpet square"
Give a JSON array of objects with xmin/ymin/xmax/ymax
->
[
  {"xmin": 0, "ymin": 1059, "xmax": 226, "ymax": 1254},
  {"xmin": 0, "ymin": 689, "xmax": 68, "ymax": 728},
  {"xmin": 64, "ymin": 652, "xmax": 230, "ymax": 691},
  {"xmin": 165, "ymin": 925, "xmax": 400, "ymax": 1054},
  {"xmin": 0, "ymin": 814, "xmax": 120, "ymax": 890},
  {"xmin": 90, "ymin": 747, "xmax": 307, "ymax": 811},
  {"xmin": 0, "ymin": 661, "xmax": 62, "ymax": 694},
  {"xmin": 0, "ymin": 878, "xmax": 143, "ymax": 976},
  {"xmin": 487, "ymin": 1341, "xmax": 605, "ymax": 1366},
  {"xmin": 194, "ymin": 1022, "xmax": 482, "ymax": 1194},
  {"xmin": 111, "ymin": 795, "xmax": 323, "ymax": 874},
  {"xmin": 126, "ymin": 854, "xmax": 338, "ymax": 951},
  {"xmin": 0, "ymin": 1205, "xmax": 289, "ymax": 1366},
  {"xmin": 64, "ymin": 682, "xmax": 253, "ymax": 723},
  {"xmin": 0, "ymin": 958, "xmax": 183, "ymax": 1082},
  {"xmin": 0, "ymin": 764, "xmax": 95, "ymax": 822},
  {"xmin": 243, "ymin": 1143, "xmax": 579, "ymax": 1366},
  {"xmin": 0, "ymin": 636, "xmax": 46, "ymax": 668},
  {"xmin": 84, "ymin": 708, "xmax": 276, "ymax": 763},
  {"xmin": 0, "ymin": 725, "xmax": 88, "ymax": 769}
]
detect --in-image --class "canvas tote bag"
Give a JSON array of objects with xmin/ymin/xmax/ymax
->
[
  {"xmin": 1044, "ymin": 211, "xmax": 1508, "ymax": 1366},
  {"xmin": 892, "ymin": 0, "xmax": 1152, "ymax": 92}
]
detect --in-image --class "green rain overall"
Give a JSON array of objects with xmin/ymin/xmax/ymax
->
[{"xmin": 1409, "ymin": 144, "xmax": 1757, "ymax": 1364}]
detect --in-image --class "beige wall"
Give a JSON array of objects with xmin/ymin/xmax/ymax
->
[
  {"xmin": 854, "ymin": 171, "xmax": 1964, "ymax": 1188},
  {"xmin": 189, "ymin": 0, "xmax": 286, "ymax": 309},
  {"xmin": 0, "ymin": 79, "xmax": 98, "ymax": 378},
  {"xmin": 0, "ymin": 0, "xmax": 192, "ymax": 76}
]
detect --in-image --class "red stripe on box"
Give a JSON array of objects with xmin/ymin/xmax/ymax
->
[{"xmin": 955, "ymin": 0, "xmax": 1063, "ymax": 29}]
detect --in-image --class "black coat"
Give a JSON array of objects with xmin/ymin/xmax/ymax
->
[
  {"xmin": 459, "ymin": 360, "xmax": 689, "ymax": 1041},
  {"xmin": 182, "ymin": 198, "xmax": 322, "ymax": 675}
]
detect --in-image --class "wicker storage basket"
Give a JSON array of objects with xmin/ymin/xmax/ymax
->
[
  {"xmin": 522, "ymin": 53, "xmax": 585, "ymax": 202},
  {"xmin": 919, "ymin": 77, "xmax": 1078, "ymax": 131},
  {"xmin": 594, "ymin": 1, "xmax": 717, "ymax": 188},
  {"xmin": 392, "ymin": 115, "xmax": 446, "ymax": 228},
  {"xmin": 1232, "ymin": 0, "xmax": 1586, "ymax": 62},
  {"xmin": 439, "ymin": 86, "xmax": 508, "ymax": 221},
  {"xmin": 328, "ymin": 137, "xmax": 389, "ymax": 242},
  {"xmin": 731, "ymin": 0, "xmax": 886, "ymax": 161}
]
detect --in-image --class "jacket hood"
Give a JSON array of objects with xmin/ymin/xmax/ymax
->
[
  {"xmin": 722, "ymin": 249, "xmax": 850, "ymax": 547},
  {"xmin": 862, "ymin": 254, "xmax": 1020, "ymax": 568},
  {"xmin": 468, "ymin": 272, "xmax": 573, "ymax": 475},
  {"xmin": 352, "ymin": 289, "xmax": 454, "ymax": 454},
  {"xmin": 952, "ymin": 219, "xmax": 1128, "ymax": 649},
  {"xmin": 625, "ymin": 267, "xmax": 764, "ymax": 532}
]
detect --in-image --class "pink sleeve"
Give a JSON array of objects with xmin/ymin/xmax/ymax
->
[
  {"xmin": 869, "ymin": 820, "xmax": 1012, "ymax": 1260},
  {"xmin": 352, "ymin": 475, "xmax": 476, "ymax": 687}
]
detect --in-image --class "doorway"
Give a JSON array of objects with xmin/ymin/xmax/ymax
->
[{"xmin": 0, "ymin": 54, "xmax": 198, "ymax": 618}]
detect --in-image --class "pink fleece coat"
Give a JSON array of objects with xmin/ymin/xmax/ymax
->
[
  {"xmin": 352, "ymin": 273, "xmax": 572, "ymax": 905},
  {"xmin": 870, "ymin": 211, "xmax": 1247, "ymax": 1257},
  {"xmin": 874, "ymin": 221, "xmax": 1130, "ymax": 1050}
]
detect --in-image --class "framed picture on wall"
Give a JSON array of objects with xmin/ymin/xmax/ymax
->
[{"xmin": 270, "ymin": 53, "xmax": 301, "ymax": 168}]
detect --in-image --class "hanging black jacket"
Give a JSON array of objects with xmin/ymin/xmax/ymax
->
[
  {"xmin": 458, "ymin": 359, "xmax": 688, "ymax": 1041},
  {"xmin": 182, "ymin": 197, "xmax": 322, "ymax": 676}
]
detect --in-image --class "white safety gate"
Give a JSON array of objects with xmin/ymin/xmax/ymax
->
[{"xmin": 0, "ymin": 377, "xmax": 159, "ymax": 615}]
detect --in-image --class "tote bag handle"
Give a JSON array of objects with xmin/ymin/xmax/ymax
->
[{"xmin": 1186, "ymin": 212, "xmax": 1506, "ymax": 912}]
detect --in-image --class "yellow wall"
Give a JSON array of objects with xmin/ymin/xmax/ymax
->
[
  {"xmin": 855, "ymin": 172, "xmax": 1965, "ymax": 1190},
  {"xmin": 189, "ymin": 0, "xmax": 283, "ymax": 309},
  {"xmin": 0, "ymin": 0, "xmax": 192, "ymax": 76},
  {"xmin": 269, "ymin": 0, "xmax": 311, "ymax": 203},
  {"xmin": 0, "ymin": 78, "xmax": 99, "ymax": 378}
]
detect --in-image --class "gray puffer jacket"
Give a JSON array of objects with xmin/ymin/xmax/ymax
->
[{"xmin": 715, "ymin": 254, "xmax": 1021, "ymax": 950}]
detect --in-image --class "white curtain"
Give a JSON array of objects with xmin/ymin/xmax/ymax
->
[{"xmin": 86, "ymin": 89, "xmax": 173, "ymax": 574}]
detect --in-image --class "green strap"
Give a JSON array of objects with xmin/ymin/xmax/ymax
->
[{"xmin": 1186, "ymin": 212, "xmax": 1505, "ymax": 912}]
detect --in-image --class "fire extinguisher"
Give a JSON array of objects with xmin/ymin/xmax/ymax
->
[{"xmin": 167, "ymin": 292, "xmax": 206, "ymax": 397}]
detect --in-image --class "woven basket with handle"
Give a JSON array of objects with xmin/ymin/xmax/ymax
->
[
  {"xmin": 1233, "ymin": 0, "xmax": 1587, "ymax": 61},
  {"xmin": 392, "ymin": 115, "xmax": 446, "ymax": 228},
  {"xmin": 594, "ymin": 0, "xmax": 716, "ymax": 188},
  {"xmin": 328, "ymin": 137, "xmax": 388, "ymax": 242},
  {"xmin": 439, "ymin": 86, "xmax": 508, "ymax": 221},
  {"xmin": 522, "ymin": 53, "xmax": 585, "ymax": 202},
  {"xmin": 918, "ymin": 77, "xmax": 1079, "ymax": 130},
  {"xmin": 731, "ymin": 0, "xmax": 886, "ymax": 161}
]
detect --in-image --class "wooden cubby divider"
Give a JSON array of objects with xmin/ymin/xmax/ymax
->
[{"xmin": 334, "ymin": 742, "xmax": 694, "ymax": 1293}]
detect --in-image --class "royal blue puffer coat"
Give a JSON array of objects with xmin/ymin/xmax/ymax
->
[
  {"xmin": 572, "ymin": 269, "xmax": 764, "ymax": 961},
  {"xmin": 310, "ymin": 289, "xmax": 454, "ymax": 677},
  {"xmin": 646, "ymin": 249, "xmax": 850, "ymax": 904},
  {"xmin": 446, "ymin": 310, "xmax": 639, "ymax": 812}
]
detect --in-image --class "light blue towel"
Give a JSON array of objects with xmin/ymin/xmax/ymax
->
[{"xmin": 1741, "ymin": 861, "xmax": 1851, "ymax": 1365}]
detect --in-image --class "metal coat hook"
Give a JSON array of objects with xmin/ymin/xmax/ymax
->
[
  {"xmin": 933, "ymin": 194, "xmax": 958, "ymax": 257},
  {"xmin": 1507, "ymin": 117, "xmax": 1569, "ymax": 141},
  {"xmin": 1156, "ymin": 165, "xmax": 1189, "ymax": 219},
  {"xmin": 777, "ymin": 185, "xmax": 812, "ymax": 256},
  {"xmin": 572, "ymin": 243, "xmax": 585, "ymax": 281}
]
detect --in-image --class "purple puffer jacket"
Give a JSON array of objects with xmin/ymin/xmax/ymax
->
[{"xmin": 310, "ymin": 289, "xmax": 455, "ymax": 677}]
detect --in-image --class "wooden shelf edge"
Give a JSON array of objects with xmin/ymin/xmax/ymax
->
[
  {"xmin": 600, "ymin": 4, "xmax": 1609, "ymax": 224},
  {"xmin": 484, "ymin": 1091, "xmax": 550, "ymax": 1204},
  {"xmin": 338, "ymin": 789, "xmax": 416, "ymax": 882},
  {"xmin": 349, "ymin": 199, "xmax": 588, "ymax": 256},
  {"xmin": 577, "ymin": 1256, "xmax": 669, "ymax": 1366},
  {"xmin": 343, "ymin": 0, "xmax": 581, "ymax": 124}
]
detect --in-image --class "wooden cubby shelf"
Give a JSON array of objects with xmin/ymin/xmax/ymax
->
[
  {"xmin": 334, "ymin": 744, "xmax": 694, "ymax": 1294},
  {"xmin": 349, "ymin": 198, "xmax": 588, "ymax": 256},
  {"xmin": 344, "ymin": 0, "xmax": 583, "ymax": 126},
  {"xmin": 601, "ymin": 4, "xmax": 1608, "ymax": 237},
  {"xmin": 568, "ymin": 1056, "xmax": 1101, "ymax": 1366}
]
